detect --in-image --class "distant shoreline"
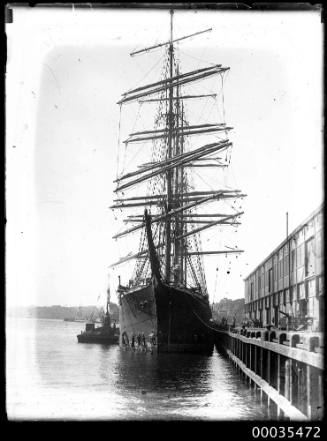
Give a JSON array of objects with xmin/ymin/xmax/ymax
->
[
  {"xmin": 7, "ymin": 304, "xmax": 119, "ymax": 322},
  {"xmin": 7, "ymin": 316, "xmax": 70, "ymax": 321},
  {"xmin": 7, "ymin": 298, "xmax": 244, "ymax": 325}
]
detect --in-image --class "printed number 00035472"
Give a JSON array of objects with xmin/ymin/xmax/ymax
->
[{"xmin": 252, "ymin": 427, "xmax": 321, "ymax": 439}]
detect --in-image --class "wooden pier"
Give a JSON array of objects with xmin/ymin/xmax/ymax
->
[{"xmin": 214, "ymin": 327, "xmax": 324, "ymax": 420}]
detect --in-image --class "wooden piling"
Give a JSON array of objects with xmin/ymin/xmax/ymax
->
[
  {"xmin": 215, "ymin": 328, "xmax": 323, "ymax": 420},
  {"xmin": 306, "ymin": 365, "xmax": 312, "ymax": 418},
  {"xmin": 227, "ymin": 349, "xmax": 308, "ymax": 419}
]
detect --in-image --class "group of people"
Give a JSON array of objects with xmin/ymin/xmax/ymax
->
[
  {"xmin": 128, "ymin": 331, "xmax": 156, "ymax": 351},
  {"xmin": 131, "ymin": 333, "xmax": 146, "ymax": 348}
]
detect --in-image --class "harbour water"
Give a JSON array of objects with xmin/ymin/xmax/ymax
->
[{"xmin": 6, "ymin": 318, "xmax": 268, "ymax": 420}]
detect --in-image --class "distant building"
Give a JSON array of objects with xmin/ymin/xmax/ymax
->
[
  {"xmin": 212, "ymin": 298, "xmax": 245, "ymax": 326},
  {"xmin": 244, "ymin": 205, "xmax": 323, "ymax": 331}
]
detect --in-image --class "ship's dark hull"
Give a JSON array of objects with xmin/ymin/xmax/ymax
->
[{"xmin": 119, "ymin": 280, "xmax": 214, "ymax": 353}]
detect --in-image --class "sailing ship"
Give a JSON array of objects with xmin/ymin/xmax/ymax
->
[{"xmin": 111, "ymin": 10, "xmax": 245, "ymax": 353}]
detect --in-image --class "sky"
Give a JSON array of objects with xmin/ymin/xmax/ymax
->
[{"xmin": 6, "ymin": 6, "xmax": 323, "ymax": 308}]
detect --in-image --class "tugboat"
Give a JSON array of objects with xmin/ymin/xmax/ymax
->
[{"xmin": 77, "ymin": 283, "xmax": 119, "ymax": 344}]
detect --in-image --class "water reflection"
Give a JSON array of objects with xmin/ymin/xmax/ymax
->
[
  {"xmin": 114, "ymin": 350, "xmax": 212, "ymax": 395},
  {"xmin": 107, "ymin": 348, "xmax": 267, "ymax": 420},
  {"xmin": 8, "ymin": 318, "xmax": 268, "ymax": 420}
]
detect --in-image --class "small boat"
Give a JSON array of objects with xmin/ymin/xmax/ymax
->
[{"xmin": 77, "ymin": 284, "xmax": 119, "ymax": 344}]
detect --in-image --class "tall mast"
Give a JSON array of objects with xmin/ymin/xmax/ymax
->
[
  {"xmin": 112, "ymin": 14, "xmax": 245, "ymax": 292},
  {"xmin": 165, "ymin": 9, "xmax": 174, "ymax": 282}
]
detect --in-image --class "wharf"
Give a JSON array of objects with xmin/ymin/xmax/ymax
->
[{"xmin": 214, "ymin": 326, "xmax": 324, "ymax": 420}]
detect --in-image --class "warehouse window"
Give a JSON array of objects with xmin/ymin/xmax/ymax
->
[
  {"xmin": 297, "ymin": 283, "xmax": 306, "ymax": 300},
  {"xmin": 316, "ymin": 230, "xmax": 322, "ymax": 258},
  {"xmin": 305, "ymin": 237, "xmax": 315, "ymax": 277},
  {"xmin": 284, "ymin": 252, "xmax": 289, "ymax": 276},
  {"xmin": 273, "ymin": 256, "xmax": 277, "ymax": 281},
  {"xmin": 268, "ymin": 268, "xmax": 273, "ymax": 293},
  {"xmin": 278, "ymin": 250, "xmax": 283, "ymax": 279},
  {"xmin": 297, "ymin": 244, "xmax": 304, "ymax": 267},
  {"xmin": 291, "ymin": 249, "xmax": 296, "ymax": 272}
]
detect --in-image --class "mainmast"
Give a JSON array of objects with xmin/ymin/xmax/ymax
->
[{"xmin": 165, "ymin": 9, "xmax": 174, "ymax": 283}]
